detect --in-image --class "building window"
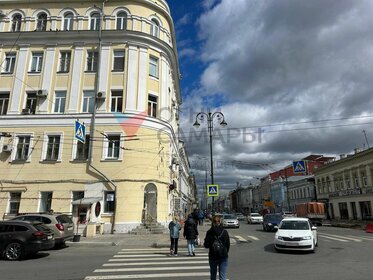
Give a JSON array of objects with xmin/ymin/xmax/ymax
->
[
  {"xmin": 106, "ymin": 135, "xmax": 120, "ymax": 159},
  {"xmin": 9, "ymin": 192, "xmax": 21, "ymax": 215},
  {"xmin": 150, "ymin": 18, "xmax": 160, "ymax": 37},
  {"xmin": 54, "ymin": 91, "xmax": 66, "ymax": 113},
  {"xmin": 30, "ymin": 52, "xmax": 44, "ymax": 73},
  {"xmin": 104, "ymin": 191, "xmax": 115, "ymax": 213},
  {"xmin": 36, "ymin": 13, "xmax": 48, "ymax": 31},
  {"xmin": 90, "ymin": 12, "xmax": 100, "ymax": 31},
  {"xmin": 338, "ymin": 202, "xmax": 349, "ymax": 219},
  {"xmin": 113, "ymin": 50, "xmax": 125, "ymax": 71},
  {"xmin": 110, "ymin": 90, "xmax": 123, "ymax": 112},
  {"xmin": 86, "ymin": 51, "xmax": 98, "ymax": 72},
  {"xmin": 116, "ymin": 12, "xmax": 127, "ymax": 30},
  {"xmin": 149, "ymin": 56, "xmax": 158, "ymax": 78},
  {"xmin": 82, "ymin": 91, "xmax": 95, "ymax": 113},
  {"xmin": 148, "ymin": 95, "xmax": 158, "ymax": 117},
  {"xmin": 3, "ymin": 53, "xmax": 16, "ymax": 74},
  {"xmin": 0, "ymin": 93, "xmax": 9, "ymax": 115},
  {"xmin": 59, "ymin": 51, "xmax": 71, "ymax": 72},
  {"xmin": 76, "ymin": 135, "xmax": 90, "ymax": 160},
  {"xmin": 11, "ymin": 14, "xmax": 22, "ymax": 32},
  {"xmin": 39, "ymin": 192, "xmax": 53, "ymax": 212},
  {"xmin": 25, "ymin": 92, "xmax": 37, "ymax": 114},
  {"xmin": 46, "ymin": 135, "xmax": 61, "ymax": 161},
  {"xmin": 72, "ymin": 191, "xmax": 84, "ymax": 201},
  {"xmin": 15, "ymin": 136, "xmax": 31, "ymax": 161},
  {"xmin": 63, "ymin": 12, "xmax": 74, "ymax": 31}
]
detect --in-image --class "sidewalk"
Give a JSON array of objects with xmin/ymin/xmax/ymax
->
[{"xmin": 67, "ymin": 222, "xmax": 210, "ymax": 248}]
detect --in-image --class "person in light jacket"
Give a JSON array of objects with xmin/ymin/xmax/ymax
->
[
  {"xmin": 168, "ymin": 216, "xmax": 181, "ymax": 256},
  {"xmin": 183, "ymin": 214, "xmax": 199, "ymax": 256}
]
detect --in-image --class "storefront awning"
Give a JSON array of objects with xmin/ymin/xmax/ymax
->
[{"xmin": 72, "ymin": 197, "xmax": 101, "ymax": 205}]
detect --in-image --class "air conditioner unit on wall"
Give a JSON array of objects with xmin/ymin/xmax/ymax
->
[
  {"xmin": 2, "ymin": 144, "xmax": 12, "ymax": 153},
  {"xmin": 96, "ymin": 91, "xmax": 106, "ymax": 100},
  {"xmin": 21, "ymin": 108, "xmax": 31, "ymax": 115},
  {"xmin": 36, "ymin": 89, "xmax": 48, "ymax": 97}
]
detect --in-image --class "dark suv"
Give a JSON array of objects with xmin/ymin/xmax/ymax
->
[
  {"xmin": 0, "ymin": 220, "xmax": 55, "ymax": 260},
  {"xmin": 12, "ymin": 213, "xmax": 74, "ymax": 246},
  {"xmin": 262, "ymin": 213, "xmax": 283, "ymax": 232}
]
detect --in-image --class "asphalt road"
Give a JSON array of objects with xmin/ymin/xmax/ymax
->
[{"xmin": 1, "ymin": 223, "xmax": 373, "ymax": 280}]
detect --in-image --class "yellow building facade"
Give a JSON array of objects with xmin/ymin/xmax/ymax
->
[{"xmin": 0, "ymin": 0, "xmax": 196, "ymax": 233}]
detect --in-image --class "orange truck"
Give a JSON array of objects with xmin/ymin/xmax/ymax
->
[{"xmin": 295, "ymin": 202, "xmax": 326, "ymax": 226}]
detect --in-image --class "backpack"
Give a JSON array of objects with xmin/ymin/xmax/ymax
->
[{"xmin": 211, "ymin": 230, "xmax": 227, "ymax": 258}]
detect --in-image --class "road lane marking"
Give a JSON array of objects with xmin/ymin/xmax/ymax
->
[
  {"xmin": 113, "ymin": 253, "xmax": 208, "ymax": 258},
  {"xmin": 247, "ymin": 235, "xmax": 259, "ymax": 241},
  {"xmin": 103, "ymin": 260, "xmax": 209, "ymax": 266},
  {"xmin": 85, "ymin": 272, "xmax": 211, "ymax": 279},
  {"xmin": 94, "ymin": 266, "xmax": 208, "ymax": 273},
  {"xmin": 318, "ymin": 234, "xmax": 349, "ymax": 242},
  {"xmin": 116, "ymin": 250, "xmax": 205, "ymax": 254},
  {"xmin": 234, "ymin": 235, "xmax": 248, "ymax": 242},
  {"xmin": 108, "ymin": 256, "xmax": 207, "ymax": 261},
  {"xmin": 346, "ymin": 235, "xmax": 373, "ymax": 241}
]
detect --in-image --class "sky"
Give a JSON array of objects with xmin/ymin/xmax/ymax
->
[{"xmin": 166, "ymin": 0, "xmax": 373, "ymax": 195}]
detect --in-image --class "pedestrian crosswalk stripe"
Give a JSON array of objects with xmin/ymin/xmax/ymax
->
[
  {"xmin": 103, "ymin": 260, "xmax": 208, "ymax": 266},
  {"xmin": 318, "ymin": 234, "xmax": 348, "ymax": 242},
  {"xmin": 117, "ymin": 250, "xmax": 207, "ymax": 254},
  {"xmin": 234, "ymin": 235, "xmax": 248, "ymax": 242},
  {"xmin": 94, "ymin": 266, "xmax": 208, "ymax": 273},
  {"xmin": 320, "ymin": 233, "xmax": 362, "ymax": 242},
  {"xmin": 85, "ymin": 272, "xmax": 211, "ymax": 279},
  {"xmin": 346, "ymin": 235, "xmax": 373, "ymax": 241},
  {"xmin": 109, "ymin": 256, "xmax": 207, "ymax": 261},
  {"xmin": 113, "ymin": 253, "xmax": 208, "ymax": 258},
  {"xmin": 247, "ymin": 235, "xmax": 259, "ymax": 241}
]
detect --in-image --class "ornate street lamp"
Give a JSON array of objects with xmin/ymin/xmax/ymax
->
[{"xmin": 193, "ymin": 109, "xmax": 227, "ymax": 211}]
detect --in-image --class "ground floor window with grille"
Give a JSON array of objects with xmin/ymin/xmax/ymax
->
[
  {"xmin": 39, "ymin": 192, "xmax": 53, "ymax": 212},
  {"xmin": 104, "ymin": 191, "xmax": 115, "ymax": 213},
  {"xmin": 8, "ymin": 192, "xmax": 21, "ymax": 214}
]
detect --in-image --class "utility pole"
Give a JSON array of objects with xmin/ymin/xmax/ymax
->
[{"xmin": 363, "ymin": 130, "xmax": 370, "ymax": 149}]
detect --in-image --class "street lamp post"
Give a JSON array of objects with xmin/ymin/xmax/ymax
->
[{"xmin": 193, "ymin": 109, "xmax": 227, "ymax": 211}]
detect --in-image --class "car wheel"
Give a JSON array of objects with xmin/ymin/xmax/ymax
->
[{"xmin": 4, "ymin": 242, "xmax": 24, "ymax": 261}]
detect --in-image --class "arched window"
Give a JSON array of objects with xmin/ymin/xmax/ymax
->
[
  {"xmin": 116, "ymin": 12, "xmax": 127, "ymax": 30},
  {"xmin": 11, "ymin": 14, "xmax": 22, "ymax": 32},
  {"xmin": 36, "ymin": 12, "xmax": 48, "ymax": 31},
  {"xmin": 90, "ymin": 12, "xmax": 100, "ymax": 31},
  {"xmin": 63, "ymin": 12, "xmax": 74, "ymax": 31},
  {"xmin": 150, "ymin": 18, "xmax": 160, "ymax": 37}
]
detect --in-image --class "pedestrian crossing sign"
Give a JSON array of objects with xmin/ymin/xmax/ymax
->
[
  {"xmin": 207, "ymin": 184, "xmax": 219, "ymax": 197},
  {"xmin": 75, "ymin": 120, "xmax": 86, "ymax": 144},
  {"xmin": 292, "ymin": 160, "xmax": 306, "ymax": 173}
]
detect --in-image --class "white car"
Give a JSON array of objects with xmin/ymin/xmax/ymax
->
[
  {"xmin": 274, "ymin": 217, "xmax": 318, "ymax": 252},
  {"xmin": 247, "ymin": 213, "xmax": 263, "ymax": 224}
]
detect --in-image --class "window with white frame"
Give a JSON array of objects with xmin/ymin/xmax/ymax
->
[
  {"xmin": 11, "ymin": 14, "xmax": 22, "ymax": 32},
  {"xmin": 82, "ymin": 91, "xmax": 95, "ymax": 113},
  {"xmin": 150, "ymin": 18, "xmax": 160, "ymax": 37},
  {"xmin": 86, "ymin": 51, "xmax": 98, "ymax": 72},
  {"xmin": 15, "ymin": 135, "xmax": 31, "ymax": 161},
  {"xmin": 3, "ymin": 53, "xmax": 16, "ymax": 73},
  {"xmin": 76, "ymin": 135, "xmax": 90, "ymax": 160},
  {"xmin": 30, "ymin": 52, "xmax": 44, "ymax": 73},
  {"xmin": 45, "ymin": 135, "xmax": 61, "ymax": 161},
  {"xmin": 36, "ymin": 13, "xmax": 48, "ymax": 31},
  {"xmin": 54, "ymin": 91, "xmax": 66, "ymax": 113},
  {"xmin": 25, "ymin": 92, "xmax": 37, "ymax": 114},
  {"xmin": 104, "ymin": 191, "xmax": 115, "ymax": 213},
  {"xmin": 147, "ymin": 95, "xmax": 157, "ymax": 117},
  {"xmin": 113, "ymin": 50, "xmax": 125, "ymax": 71},
  {"xmin": 59, "ymin": 51, "xmax": 71, "ymax": 72},
  {"xmin": 63, "ymin": 12, "xmax": 74, "ymax": 31},
  {"xmin": 116, "ymin": 12, "xmax": 127, "ymax": 30},
  {"xmin": 0, "ymin": 93, "xmax": 9, "ymax": 115},
  {"xmin": 39, "ymin": 191, "xmax": 53, "ymax": 212},
  {"xmin": 149, "ymin": 56, "xmax": 158, "ymax": 78},
  {"xmin": 106, "ymin": 134, "xmax": 121, "ymax": 159},
  {"xmin": 90, "ymin": 12, "xmax": 100, "ymax": 31},
  {"xmin": 8, "ymin": 192, "xmax": 21, "ymax": 214},
  {"xmin": 110, "ymin": 90, "xmax": 123, "ymax": 112}
]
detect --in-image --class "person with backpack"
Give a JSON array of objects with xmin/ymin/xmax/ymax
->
[
  {"xmin": 183, "ymin": 214, "xmax": 199, "ymax": 256},
  {"xmin": 204, "ymin": 215, "xmax": 230, "ymax": 280},
  {"xmin": 168, "ymin": 216, "xmax": 181, "ymax": 256}
]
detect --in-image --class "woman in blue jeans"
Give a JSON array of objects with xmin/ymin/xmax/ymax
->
[
  {"xmin": 183, "ymin": 214, "xmax": 199, "ymax": 256},
  {"xmin": 204, "ymin": 215, "xmax": 230, "ymax": 280}
]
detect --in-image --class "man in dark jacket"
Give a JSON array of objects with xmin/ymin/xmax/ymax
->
[
  {"xmin": 204, "ymin": 215, "xmax": 230, "ymax": 280},
  {"xmin": 183, "ymin": 214, "xmax": 199, "ymax": 256}
]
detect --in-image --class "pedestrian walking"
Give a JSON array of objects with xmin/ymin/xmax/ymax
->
[
  {"xmin": 168, "ymin": 216, "xmax": 181, "ymax": 256},
  {"xmin": 204, "ymin": 215, "xmax": 230, "ymax": 280},
  {"xmin": 183, "ymin": 214, "xmax": 199, "ymax": 256},
  {"xmin": 198, "ymin": 209, "xmax": 205, "ymax": 225}
]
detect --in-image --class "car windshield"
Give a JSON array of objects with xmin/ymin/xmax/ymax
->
[
  {"xmin": 280, "ymin": 221, "xmax": 310, "ymax": 230},
  {"xmin": 224, "ymin": 214, "xmax": 236, "ymax": 219},
  {"xmin": 251, "ymin": 213, "xmax": 261, "ymax": 217}
]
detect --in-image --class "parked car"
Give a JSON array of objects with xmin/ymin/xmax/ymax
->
[
  {"xmin": 262, "ymin": 213, "xmax": 283, "ymax": 231},
  {"xmin": 236, "ymin": 213, "xmax": 246, "ymax": 221},
  {"xmin": 0, "ymin": 220, "xmax": 55, "ymax": 260},
  {"xmin": 274, "ymin": 217, "xmax": 318, "ymax": 252},
  {"xmin": 222, "ymin": 214, "xmax": 240, "ymax": 228},
  {"xmin": 247, "ymin": 213, "xmax": 263, "ymax": 224},
  {"xmin": 12, "ymin": 213, "xmax": 74, "ymax": 246}
]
